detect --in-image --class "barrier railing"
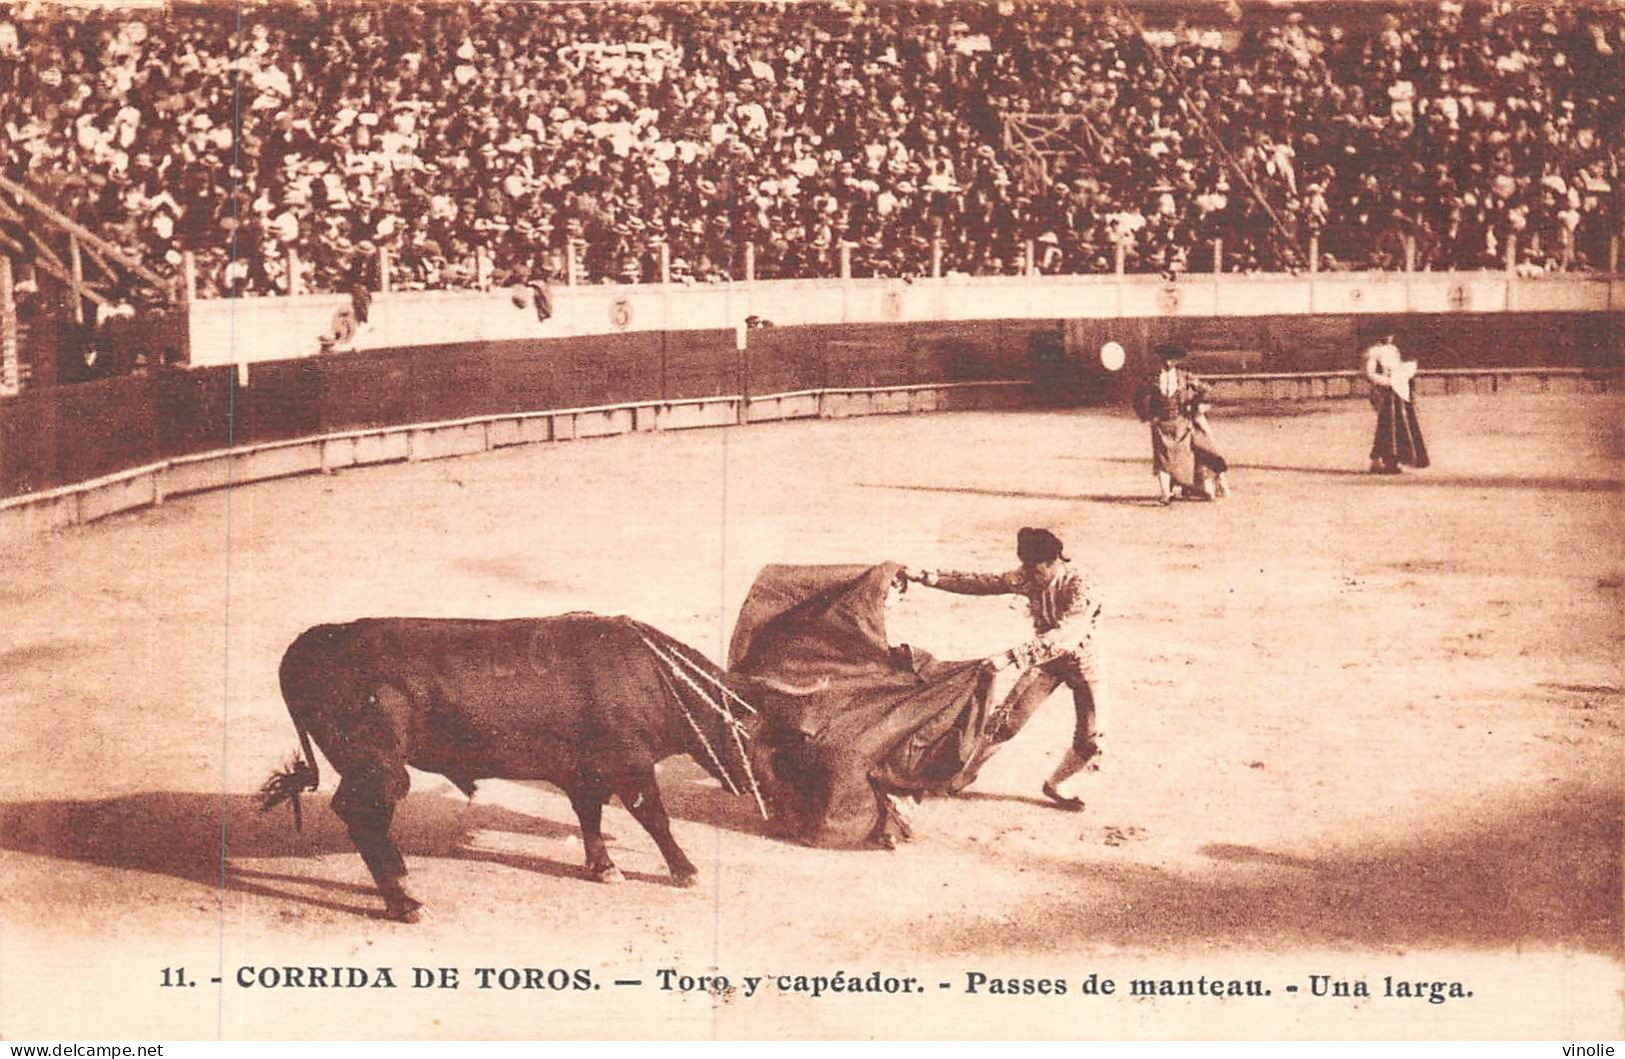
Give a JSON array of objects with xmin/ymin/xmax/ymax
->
[
  {"xmin": 0, "ymin": 378, "xmax": 1030, "ymax": 539},
  {"xmin": 194, "ymin": 230, "xmax": 1625, "ymax": 300},
  {"xmin": 1200, "ymin": 365, "xmax": 1616, "ymax": 401},
  {"xmin": 5, "ymin": 366, "xmax": 1615, "ymax": 541}
]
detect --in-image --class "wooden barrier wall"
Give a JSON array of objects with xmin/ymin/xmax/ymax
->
[{"xmin": 2, "ymin": 291, "xmax": 1619, "ymax": 534}]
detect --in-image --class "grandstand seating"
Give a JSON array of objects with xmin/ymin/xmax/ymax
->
[{"xmin": 0, "ymin": 0, "xmax": 1619, "ymax": 305}]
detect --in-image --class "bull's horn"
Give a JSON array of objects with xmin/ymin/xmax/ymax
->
[{"xmin": 742, "ymin": 674, "xmax": 831, "ymax": 697}]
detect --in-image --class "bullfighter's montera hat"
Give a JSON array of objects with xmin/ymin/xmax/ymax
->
[{"xmin": 1017, "ymin": 527, "xmax": 1068, "ymax": 565}]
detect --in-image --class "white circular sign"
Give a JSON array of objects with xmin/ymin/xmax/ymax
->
[{"xmin": 1100, "ymin": 341, "xmax": 1126, "ymax": 372}]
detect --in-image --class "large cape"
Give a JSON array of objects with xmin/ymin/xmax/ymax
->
[
  {"xmin": 729, "ymin": 563, "xmax": 1000, "ymax": 846},
  {"xmin": 1133, "ymin": 371, "xmax": 1227, "ymax": 488}
]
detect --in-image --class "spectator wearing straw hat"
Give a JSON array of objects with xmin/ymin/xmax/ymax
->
[{"xmin": 1, "ymin": 0, "xmax": 1618, "ymax": 297}]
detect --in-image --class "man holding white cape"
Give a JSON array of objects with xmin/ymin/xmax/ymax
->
[{"xmin": 1362, "ymin": 330, "xmax": 1430, "ymax": 474}]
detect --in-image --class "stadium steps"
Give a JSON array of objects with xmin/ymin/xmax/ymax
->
[{"xmin": 1180, "ymin": 319, "xmax": 1265, "ymax": 373}]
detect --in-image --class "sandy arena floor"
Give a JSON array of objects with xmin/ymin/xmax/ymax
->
[{"xmin": 2, "ymin": 391, "xmax": 1620, "ymax": 1040}]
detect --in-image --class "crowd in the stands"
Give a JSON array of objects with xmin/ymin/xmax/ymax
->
[{"xmin": 0, "ymin": 0, "xmax": 1619, "ymax": 299}]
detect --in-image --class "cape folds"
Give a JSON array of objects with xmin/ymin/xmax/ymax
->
[{"xmin": 729, "ymin": 563, "xmax": 1000, "ymax": 846}]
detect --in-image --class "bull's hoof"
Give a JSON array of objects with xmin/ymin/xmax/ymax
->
[
  {"xmin": 872, "ymin": 828, "xmax": 905, "ymax": 850},
  {"xmin": 670, "ymin": 870, "xmax": 699, "ymax": 889},
  {"xmin": 591, "ymin": 866, "xmax": 625, "ymax": 885},
  {"xmin": 385, "ymin": 899, "xmax": 424, "ymax": 924}
]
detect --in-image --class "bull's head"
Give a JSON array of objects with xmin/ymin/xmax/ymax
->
[{"xmin": 632, "ymin": 630, "xmax": 778, "ymax": 818}]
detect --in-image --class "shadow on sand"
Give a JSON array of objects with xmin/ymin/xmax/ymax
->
[
  {"xmin": 1099, "ymin": 455, "xmax": 1623, "ymax": 493},
  {"xmin": 8, "ymin": 774, "xmax": 1616, "ymax": 952},
  {"xmin": 948, "ymin": 789, "xmax": 1070, "ymax": 813},
  {"xmin": 916, "ymin": 783, "xmax": 1622, "ymax": 956},
  {"xmin": 0, "ymin": 761, "xmax": 779, "ymax": 919},
  {"xmin": 860, "ymin": 482, "xmax": 1162, "ymax": 507}
]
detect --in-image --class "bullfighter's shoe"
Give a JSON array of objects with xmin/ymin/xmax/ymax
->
[{"xmin": 1041, "ymin": 781, "xmax": 1085, "ymax": 812}]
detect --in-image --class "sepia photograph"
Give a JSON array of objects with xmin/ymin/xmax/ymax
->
[{"xmin": 0, "ymin": 0, "xmax": 1620, "ymax": 1042}]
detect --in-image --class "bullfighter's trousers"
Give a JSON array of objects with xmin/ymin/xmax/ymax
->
[{"xmin": 991, "ymin": 651, "xmax": 1105, "ymax": 760}]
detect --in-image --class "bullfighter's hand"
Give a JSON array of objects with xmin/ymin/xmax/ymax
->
[{"xmin": 981, "ymin": 652, "xmax": 1014, "ymax": 673}]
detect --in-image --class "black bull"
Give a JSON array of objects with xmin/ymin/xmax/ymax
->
[{"xmin": 260, "ymin": 615, "xmax": 765, "ymax": 922}]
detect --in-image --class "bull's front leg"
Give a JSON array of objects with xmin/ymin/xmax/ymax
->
[
  {"xmin": 616, "ymin": 772, "xmax": 698, "ymax": 888},
  {"xmin": 566, "ymin": 788, "xmax": 623, "ymax": 884},
  {"xmin": 331, "ymin": 762, "xmax": 421, "ymax": 922}
]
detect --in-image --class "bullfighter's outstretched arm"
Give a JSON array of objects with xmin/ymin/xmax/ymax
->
[{"xmin": 916, "ymin": 569, "xmax": 1023, "ymax": 596}]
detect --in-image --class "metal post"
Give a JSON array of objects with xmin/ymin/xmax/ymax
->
[
  {"xmin": 1610, "ymin": 235, "xmax": 1620, "ymax": 275},
  {"xmin": 1025, "ymin": 239, "xmax": 1036, "ymax": 276},
  {"xmin": 566, "ymin": 240, "xmax": 579, "ymax": 287},
  {"xmin": 839, "ymin": 243, "xmax": 852, "ymax": 280},
  {"xmin": 69, "ymin": 235, "xmax": 84, "ymax": 323},
  {"xmin": 1505, "ymin": 232, "xmax": 1517, "ymax": 274},
  {"xmin": 1213, "ymin": 238, "xmax": 1224, "ymax": 274},
  {"xmin": 0, "ymin": 255, "xmax": 17, "ymax": 397},
  {"xmin": 1114, "ymin": 242, "xmax": 1126, "ymax": 276},
  {"xmin": 181, "ymin": 251, "xmax": 198, "ymax": 304},
  {"xmin": 287, "ymin": 246, "xmax": 303, "ymax": 295},
  {"xmin": 659, "ymin": 242, "xmax": 671, "ymax": 285},
  {"xmin": 744, "ymin": 242, "xmax": 755, "ymax": 284},
  {"xmin": 378, "ymin": 245, "xmax": 392, "ymax": 293},
  {"xmin": 1404, "ymin": 233, "xmax": 1415, "ymax": 273},
  {"xmin": 931, "ymin": 237, "xmax": 943, "ymax": 279},
  {"xmin": 1308, "ymin": 234, "xmax": 1318, "ymax": 274},
  {"xmin": 475, "ymin": 246, "xmax": 491, "ymax": 289},
  {"xmin": 1560, "ymin": 226, "xmax": 1574, "ymax": 272}
]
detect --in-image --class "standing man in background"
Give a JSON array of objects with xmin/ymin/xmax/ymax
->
[{"xmin": 1362, "ymin": 330, "xmax": 1430, "ymax": 474}]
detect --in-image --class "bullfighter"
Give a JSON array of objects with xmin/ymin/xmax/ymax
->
[
  {"xmin": 904, "ymin": 527, "xmax": 1108, "ymax": 812},
  {"xmin": 1133, "ymin": 342, "xmax": 1231, "ymax": 504}
]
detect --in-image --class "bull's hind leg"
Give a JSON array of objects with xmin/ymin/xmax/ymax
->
[
  {"xmin": 566, "ymin": 787, "xmax": 624, "ymax": 885},
  {"xmin": 615, "ymin": 771, "xmax": 698, "ymax": 888},
  {"xmin": 331, "ymin": 761, "xmax": 421, "ymax": 922}
]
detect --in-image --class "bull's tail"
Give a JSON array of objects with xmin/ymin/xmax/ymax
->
[{"xmin": 258, "ymin": 720, "xmax": 321, "ymax": 830}]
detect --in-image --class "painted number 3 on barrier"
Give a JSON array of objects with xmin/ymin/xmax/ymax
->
[{"xmin": 609, "ymin": 298, "xmax": 633, "ymax": 331}]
